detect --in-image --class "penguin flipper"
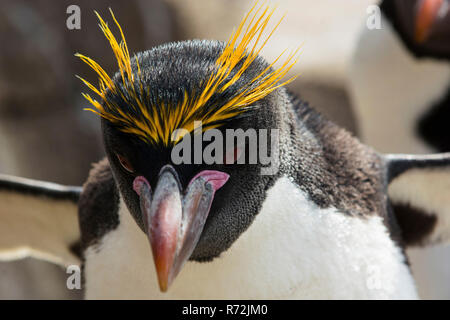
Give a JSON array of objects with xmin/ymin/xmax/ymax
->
[
  {"xmin": 386, "ymin": 153, "xmax": 450, "ymax": 247},
  {"xmin": 0, "ymin": 174, "xmax": 81, "ymax": 267}
]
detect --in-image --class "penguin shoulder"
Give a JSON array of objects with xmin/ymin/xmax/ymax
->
[{"xmin": 78, "ymin": 158, "xmax": 120, "ymax": 252}]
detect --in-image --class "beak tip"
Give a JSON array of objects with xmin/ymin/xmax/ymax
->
[
  {"xmin": 157, "ymin": 272, "xmax": 171, "ymax": 292},
  {"xmin": 158, "ymin": 282, "xmax": 169, "ymax": 293},
  {"xmin": 153, "ymin": 254, "xmax": 174, "ymax": 293}
]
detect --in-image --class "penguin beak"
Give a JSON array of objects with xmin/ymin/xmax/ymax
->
[
  {"xmin": 133, "ymin": 166, "xmax": 229, "ymax": 292},
  {"xmin": 414, "ymin": 0, "xmax": 447, "ymax": 43}
]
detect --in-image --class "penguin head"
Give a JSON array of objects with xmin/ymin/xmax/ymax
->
[
  {"xmin": 381, "ymin": 0, "xmax": 450, "ymax": 60},
  {"xmin": 77, "ymin": 5, "xmax": 298, "ymax": 291}
]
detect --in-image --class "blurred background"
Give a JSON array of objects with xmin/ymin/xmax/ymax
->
[{"xmin": 0, "ymin": 0, "xmax": 449, "ymax": 299}]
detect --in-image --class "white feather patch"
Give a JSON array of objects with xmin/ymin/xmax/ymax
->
[{"xmin": 389, "ymin": 168, "xmax": 450, "ymax": 244}]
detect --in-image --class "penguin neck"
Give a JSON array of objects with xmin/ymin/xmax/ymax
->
[{"xmin": 276, "ymin": 94, "xmax": 388, "ymax": 219}]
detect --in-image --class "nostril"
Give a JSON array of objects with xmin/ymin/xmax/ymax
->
[
  {"xmin": 188, "ymin": 170, "xmax": 230, "ymax": 192},
  {"xmin": 133, "ymin": 176, "xmax": 151, "ymax": 196}
]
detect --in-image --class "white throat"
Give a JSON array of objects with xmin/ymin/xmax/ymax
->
[{"xmin": 84, "ymin": 176, "xmax": 418, "ymax": 299}]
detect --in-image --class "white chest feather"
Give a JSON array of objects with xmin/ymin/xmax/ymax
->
[{"xmin": 84, "ymin": 177, "xmax": 417, "ymax": 299}]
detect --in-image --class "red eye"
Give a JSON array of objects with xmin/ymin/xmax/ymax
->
[{"xmin": 116, "ymin": 154, "xmax": 134, "ymax": 173}]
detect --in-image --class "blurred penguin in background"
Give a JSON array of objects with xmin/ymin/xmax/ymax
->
[{"xmin": 348, "ymin": 0, "xmax": 450, "ymax": 299}]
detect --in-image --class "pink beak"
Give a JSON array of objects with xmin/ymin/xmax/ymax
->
[{"xmin": 133, "ymin": 166, "xmax": 229, "ymax": 292}]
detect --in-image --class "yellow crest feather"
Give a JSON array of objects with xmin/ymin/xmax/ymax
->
[{"xmin": 77, "ymin": 3, "xmax": 300, "ymax": 146}]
